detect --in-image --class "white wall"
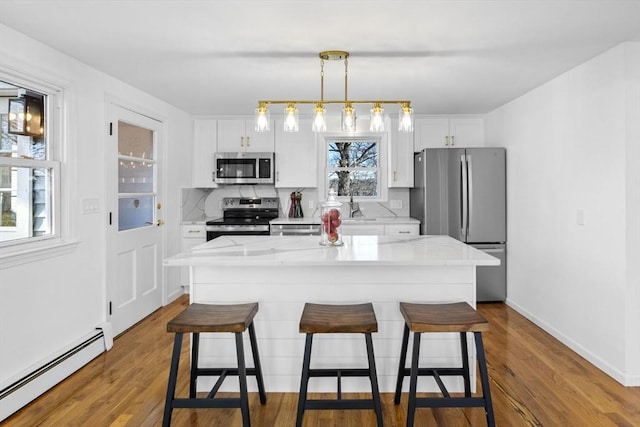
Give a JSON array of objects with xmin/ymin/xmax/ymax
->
[
  {"xmin": 0, "ymin": 24, "xmax": 191, "ymax": 388},
  {"xmin": 486, "ymin": 41, "xmax": 640, "ymax": 385}
]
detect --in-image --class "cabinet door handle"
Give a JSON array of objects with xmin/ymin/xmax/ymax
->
[
  {"xmin": 276, "ymin": 171, "xmax": 279, "ymax": 182},
  {"xmin": 451, "ymin": 135, "xmax": 455, "ymax": 146},
  {"xmin": 246, "ymin": 136, "xmax": 250, "ymax": 146},
  {"xmin": 241, "ymin": 136, "xmax": 244, "ymax": 147},
  {"xmin": 445, "ymin": 136, "xmax": 450, "ymax": 146},
  {"xmin": 393, "ymin": 171, "xmax": 398, "ymax": 181},
  {"xmin": 398, "ymin": 230, "xmax": 410, "ymax": 234}
]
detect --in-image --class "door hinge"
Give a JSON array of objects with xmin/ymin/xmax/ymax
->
[
  {"xmin": 109, "ymin": 212, "xmax": 112, "ymax": 225},
  {"xmin": 109, "ymin": 122, "xmax": 113, "ymax": 136},
  {"xmin": 109, "ymin": 301, "xmax": 112, "ymax": 316}
]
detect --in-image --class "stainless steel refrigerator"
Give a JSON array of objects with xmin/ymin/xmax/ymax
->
[{"xmin": 410, "ymin": 148, "xmax": 507, "ymax": 301}]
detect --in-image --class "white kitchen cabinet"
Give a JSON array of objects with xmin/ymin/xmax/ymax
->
[
  {"xmin": 340, "ymin": 222, "xmax": 419, "ymax": 236},
  {"xmin": 274, "ymin": 118, "xmax": 317, "ymax": 188},
  {"xmin": 415, "ymin": 117, "xmax": 485, "ymax": 150},
  {"xmin": 385, "ymin": 224, "xmax": 419, "ymax": 236},
  {"xmin": 180, "ymin": 224, "xmax": 206, "ymax": 291},
  {"xmin": 341, "ymin": 223, "xmax": 385, "ymax": 236},
  {"xmin": 192, "ymin": 119, "xmax": 217, "ymax": 187},
  {"xmin": 217, "ymin": 118, "xmax": 274, "ymax": 152},
  {"xmin": 388, "ymin": 118, "xmax": 414, "ymax": 188}
]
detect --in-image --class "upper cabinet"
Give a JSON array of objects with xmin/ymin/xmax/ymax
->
[
  {"xmin": 274, "ymin": 118, "xmax": 317, "ymax": 188},
  {"xmin": 387, "ymin": 118, "xmax": 414, "ymax": 188},
  {"xmin": 217, "ymin": 119, "xmax": 275, "ymax": 152},
  {"xmin": 414, "ymin": 116, "xmax": 485, "ymax": 151},
  {"xmin": 192, "ymin": 119, "xmax": 217, "ymax": 187}
]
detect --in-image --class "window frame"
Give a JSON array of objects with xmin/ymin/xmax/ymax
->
[
  {"xmin": 321, "ymin": 133, "xmax": 388, "ymax": 203},
  {"xmin": 0, "ymin": 67, "xmax": 76, "ymax": 268}
]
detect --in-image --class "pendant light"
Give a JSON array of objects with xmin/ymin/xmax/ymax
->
[{"xmin": 254, "ymin": 51, "xmax": 413, "ymax": 134}]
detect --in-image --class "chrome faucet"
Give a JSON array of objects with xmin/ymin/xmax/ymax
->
[{"xmin": 349, "ymin": 192, "xmax": 363, "ymax": 218}]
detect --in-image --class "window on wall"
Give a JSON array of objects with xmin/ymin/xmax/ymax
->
[
  {"xmin": 0, "ymin": 80, "xmax": 59, "ymax": 247},
  {"xmin": 327, "ymin": 139, "xmax": 379, "ymax": 197}
]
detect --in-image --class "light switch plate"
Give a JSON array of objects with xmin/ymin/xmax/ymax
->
[
  {"xmin": 83, "ymin": 198, "xmax": 99, "ymax": 214},
  {"xmin": 390, "ymin": 200, "xmax": 402, "ymax": 209}
]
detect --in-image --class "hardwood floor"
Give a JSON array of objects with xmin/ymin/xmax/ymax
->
[{"xmin": 4, "ymin": 295, "xmax": 639, "ymax": 426}]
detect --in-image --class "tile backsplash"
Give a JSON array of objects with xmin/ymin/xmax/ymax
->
[{"xmin": 181, "ymin": 186, "xmax": 410, "ymax": 222}]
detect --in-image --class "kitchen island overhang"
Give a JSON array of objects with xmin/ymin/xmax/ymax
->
[{"xmin": 165, "ymin": 235, "xmax": 499, "ymax": 393}]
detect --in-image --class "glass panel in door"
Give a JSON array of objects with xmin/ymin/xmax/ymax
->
[{"xmin": 117, "ymin": 121, "xmax": 155, "ymax": 231}]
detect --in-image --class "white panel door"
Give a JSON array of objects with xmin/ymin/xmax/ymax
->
[{"xmin": 107, "ymin": 105, "xmax": 163, "ymax": 336}]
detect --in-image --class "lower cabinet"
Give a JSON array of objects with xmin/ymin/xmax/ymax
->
[
  {"xmin": 180, "ymin": 224, "xmax": 206, "ymax": 291},
  {"xmin": 341, "ymin": 224, "xmax": 385, "ymax": 236},
  {"xmin": 341, "ymin": 222, "xmax": 419, "ymax": 236},
  {"xmin": 385, "ymin": 224, "xmax": 419, "ymax": 236}
]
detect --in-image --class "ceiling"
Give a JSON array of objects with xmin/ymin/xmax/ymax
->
[{"xmin": 1, "ymin": 0, "xmax": 639, "ymax": 116}]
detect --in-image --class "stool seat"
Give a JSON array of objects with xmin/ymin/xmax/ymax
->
[
  {"xmin": 167, "ymin": 302, "xmax": 258, "ymax": 333},
  {"xmin": 399, "ymin": 302, "xmax": 489, "ymax": 333},
  {"xmin": 299, "ymin": 302, "xmax": 378, "ymax": 334}
]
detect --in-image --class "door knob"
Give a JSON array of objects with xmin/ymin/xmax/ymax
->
[{"xmin": 156, "ymin": 219, "xmax": 165, "ymax": 226}]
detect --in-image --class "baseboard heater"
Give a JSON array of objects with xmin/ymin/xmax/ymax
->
[{"xmin": 0, "ymin": 324, "xmax": 112, "ymax": 422}]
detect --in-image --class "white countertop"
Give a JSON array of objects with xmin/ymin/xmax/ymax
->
[{"xmin": 165, "ymin": 234, "xmax": 499, "ymax": 267}]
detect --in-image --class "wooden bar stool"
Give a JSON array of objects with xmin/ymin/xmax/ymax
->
[
  {"xmin": 162, "ymin": 303, "xmax": 266, "ymax": 427},
  {"xmin": 296, "ymin": 303, "xmax": 383, "ymax": 427},
  {"xmin": 394, "ymin": 302, "xmax": 495, "ymax": 427}
]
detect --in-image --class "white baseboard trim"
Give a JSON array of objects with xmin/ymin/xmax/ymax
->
[
  {"xmin": 505, "ymin": 298, "xmax": 631, "ymax": 386},
  {"xmin": 0, "ymin": 327, "xmax": 108, "ymax": 422}
]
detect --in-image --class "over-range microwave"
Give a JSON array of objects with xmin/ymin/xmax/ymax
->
[{"xmin": 213, "ymin": 152, "xmax": 275, "ymax": 185}]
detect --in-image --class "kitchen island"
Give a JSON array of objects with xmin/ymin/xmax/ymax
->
[{"xmin": 165, "ymin": 234, "xmax": 499, "ymax": 393}]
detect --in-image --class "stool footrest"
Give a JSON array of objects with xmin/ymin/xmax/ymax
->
[
  {"xmin": 400, "ymin": 367, "xmax": 466, "ymax": 377},
  {"xmin": 415, "ymin": 396, "xmax": 488, "ymax": 409},
  {"xmin": 308, "ymin": 368, "xmax": 372, "ymax": 378},
  {"xmin": 195, "ymin": 367, "xmax": 260, "ymax": 377},
  {"xmin": 171, "ymin": 397, "xmax": 242, "ymax": 409},
  {"xmin": 304, "ymin": 399, "xmax": 376, "ymax": 410}
]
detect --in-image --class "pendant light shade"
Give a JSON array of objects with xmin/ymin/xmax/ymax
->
[
  {"xmin": 369, "ymin": 103, "xmax": 385, "ymax": 132},
  {"xmin": 254, "ymin": 102, "xmax": 270, "ymax": 132},
  {"xmin": 284, "ymin": 103, "xmax": 299, "ymax": 132},
  {"xmin": 399, "ymin": 102, "xmax": 414, "ymax": 132},
  {"xmin": 312, "ymin": 103, "xmax": 327, "ymax": 132},
  {"xmin": 341, "ymin": 103, "xmax": 357, "ymax": 132}
]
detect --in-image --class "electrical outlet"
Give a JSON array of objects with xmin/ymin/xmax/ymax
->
[{"xmin": 308, "ymin": 200, "xmax": 314, "ymax": 209}]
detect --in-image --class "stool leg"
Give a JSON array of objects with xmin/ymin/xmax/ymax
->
[
  {"xmin": 162, "ymin": 332, "xmax": 183, "ymax": 427},
  {"xmin": 235, "ymin": 332, "xmax": 251, "ymax": 427},
  {"xmin": 406, "ymin": 332, "xmax": 421, "ymax": 427},
  {"xmin": 296, "ymin": 333, "xmax": 314, "ymax": 427},
  {"xmin": 394, "ymin": 323, "xmax": 410, "ymax": 404},
  {"xmin": 460, "ymin": 332, "xmax": 471, "ymax": 397},
  {"xmin": 190, "ymin": 332, "xmax": 200, "ymax": 398},
  {"xmin": 248, "ymin": 322, "xmax": 267, "ymax": 404},
  {"xmin": 365, "ymin": 333, "xmax": 384, "ymax": 427},
  {"xmin": 474, "ymin": 332, "xmax": 495, "ymax": 427}
]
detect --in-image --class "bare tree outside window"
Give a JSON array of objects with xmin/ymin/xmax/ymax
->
[{"xmin": 327, "ymin": 140, "xmax": 378, "ymax": 197}]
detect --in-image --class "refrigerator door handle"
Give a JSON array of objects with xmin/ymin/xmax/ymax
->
[
  {"xmin": 460, "ymin": 154, "xmax": 468, "ymax": 239},
  {"xmin": 467, "ymin": 154, "xmax": 473, "ymax": 238}
]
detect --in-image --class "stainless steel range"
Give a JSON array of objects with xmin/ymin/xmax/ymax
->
[{"xmin": 205, "ymin": 197, "xmax": 279, "ymax": 241}]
